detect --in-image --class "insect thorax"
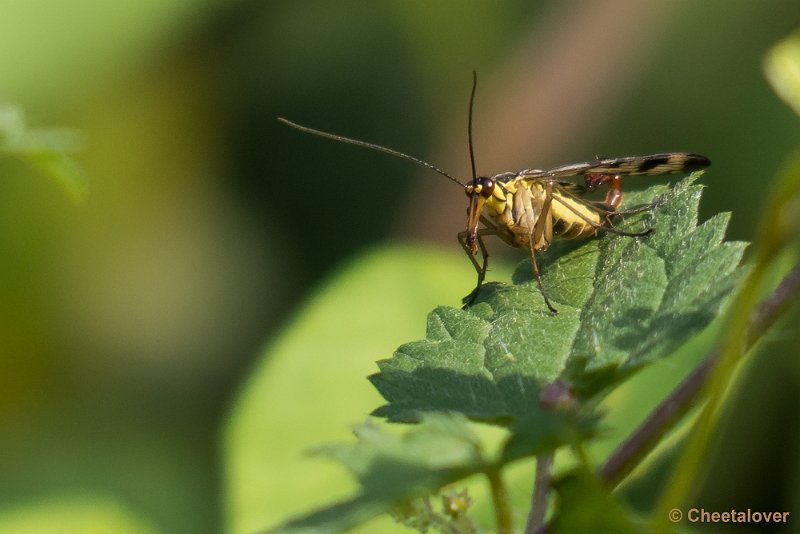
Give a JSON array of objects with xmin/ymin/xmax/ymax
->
[{"xmin": 483, "ymin": 176, "xmax": 606, "ymax": 243}]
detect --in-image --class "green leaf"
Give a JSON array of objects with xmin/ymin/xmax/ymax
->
[
  {"xmin": 224, "ymin": 246, "xmax": 485, "ymax": 534},
  {"xmin": 764, "ymin": 30, "xmax": 800, "ymax": 118},
  {"xmin": 0, "ymin": 496, "xmax": 157, "ymax": 534},
  {"xmin": 268, "ymin": 409, "xmax": 594, "ymax": 533},
  {"xmin": 549, "ymin": 468, "xmax": 639, "ymax": 534},
  {"xmin": 270, "ymin": 415, "xmax": 488, "ymax": 533},
  {"xmin": 228, "ymin": 177, "xmax": 745, "ymax": 533},
  {"xmin": 564, "ymin": 180, "xmax": 746, "ymax": 396},
  {"xmin": 371, "ymin": 175, "xmax": 746, "ymax": 423},
  {"xmin": 0, "ymin": 104, "xmax": 88, "ymax": 202}
]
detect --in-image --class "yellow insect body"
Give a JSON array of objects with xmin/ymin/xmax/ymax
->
[{"xmin": 482, "ymin": 178, "xmax": 604, "ymax": 252}]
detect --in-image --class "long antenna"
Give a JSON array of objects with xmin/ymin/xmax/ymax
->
[
  {"xmin": 277, "ymin": 117, "xmax": 465, "ymax": 187},
  {"xmin": 468, "ymin": 70, "xmax": 479, "ymax": 186}
]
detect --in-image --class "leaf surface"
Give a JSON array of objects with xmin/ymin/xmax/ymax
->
[{"xmin": 371, "ymin": 175, "xmax": 746, "ymax": 420}]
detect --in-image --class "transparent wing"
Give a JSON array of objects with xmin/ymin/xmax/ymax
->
[{"xmin": 513, "ymin": 153, "xmax": 710, "ymax": 180}]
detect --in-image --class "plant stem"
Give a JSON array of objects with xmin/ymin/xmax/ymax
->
[
  {"xmin": 599, "ymin": 260, "xmax": 800, "ymax": 488},
  {"xmin": 525, "ymin": 453, "xmax": 553, "ymax": 534},
  {"xmin": 487, "ymin": 469, "xmax": 513, "ymax": 534}
]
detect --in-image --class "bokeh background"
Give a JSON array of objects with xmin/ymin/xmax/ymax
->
[{"xmin": 1, "ymin": 1, "xmax": 799, "ymax": 532}]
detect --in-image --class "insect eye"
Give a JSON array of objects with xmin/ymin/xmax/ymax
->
[
  {"xmin": 466, "ymin": 177, "xmax": 496, "ymax": 198},
  {"xmin": 479, "ymin": 178, "xmax": 495, "ymax": 197}
]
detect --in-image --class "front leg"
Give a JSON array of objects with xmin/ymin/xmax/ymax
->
[{"xmin": 458, "ymin": 228, "xmax": 495, "ymax": 307}]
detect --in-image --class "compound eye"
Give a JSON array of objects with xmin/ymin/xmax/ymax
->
[
  {"xmin": 466, "ymin": 177, "xmax": 495, "ymax": 197},
  {"xmin": 478, "ymin": 177, "xmax": 495, "ymax": 197}
]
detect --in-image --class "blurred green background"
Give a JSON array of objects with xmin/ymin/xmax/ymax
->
[{"xmin": 1, "ymin": 1, "xmax": 799, "ymax": 532}]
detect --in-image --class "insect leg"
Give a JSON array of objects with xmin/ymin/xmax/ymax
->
[
  {"xmin": 601, "ymin": 220, "xmax": 653, "ymax": 238},
  {"xmin": 532, "ymin": 181, "xmax": 555, "ymax": 249},
  {"xmin": 528, "ymin": 243, "xmax": 558, "ymax": 314},
  {"xmin": 458, "ymin": 227, "xmax": 494, "ymax": 306},
  {"xmin": 609, "ymin": 203, "xmax": 658, "ymax": 216},
  {"xmin": 530, "ymin": 182, "xmax": 558, "ymax": 314},
  {"xmin": 608, "ymin": 192, "xmax": 670, "ymax": 216}
]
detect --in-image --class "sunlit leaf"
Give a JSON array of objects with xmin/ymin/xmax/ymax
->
[
  {"xmin": 371, "ymin": 175, "xmax": 746, "ymax": 423},
  {"xmin": 0, "ymin": 496, "xmax": 156, "ymax": 534},
  {"xmin": 764, "ymin": 31, "xmax": 800, "ymax": 118},
  {"xmin": 0, "ymin": 104, "xmax": 87, "ymax": 202},
  {"xmin": 270, "ymin": 415, "xmax": 487, "ymax": 533}
]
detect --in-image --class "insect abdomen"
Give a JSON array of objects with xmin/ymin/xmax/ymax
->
[
  {"xmin": 553, "ymin": 218, "xmax": 596, "ymax": 239},
  {"xmin": 550, "ymin": 193, "xmax": 603, "ymax": 239}
]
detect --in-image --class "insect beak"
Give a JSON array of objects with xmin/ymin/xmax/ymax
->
[{"xmin": 466, "ymin": 192, "xmax": 485, "ymax": 255}]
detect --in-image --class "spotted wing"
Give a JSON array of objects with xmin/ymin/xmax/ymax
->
[{"xmin": 515, "ymin": 153, "xmax": 711, "ymax": 180}]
